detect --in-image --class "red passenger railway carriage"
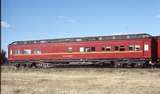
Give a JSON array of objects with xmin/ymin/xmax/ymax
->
[
  {"xmin": 157, "ymin": 37, "xmax": 160, "ymax": 61},
  {"xmin": 8, "ymin": 33, "xmax": 159, "ymax": 68}
]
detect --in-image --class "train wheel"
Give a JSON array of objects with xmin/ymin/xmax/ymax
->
[
  {"xmin": 22, "ymin": 64, "xmax": 27, "ymax": 68},
  {"xmin": 113, "ymin": 63, "xmax": 121, "ymax": 68},
  {"xmin": 110, "ymin": 61, "xmax": 115, "ymax": 68},
  {"xmin": 122, "ymin": 63, "xmax": 127, "ymax": 68},
  {"xmin": 15, "ymin": 64, "xmax": 20, "ymax": 69},
  {"xmin": 29, "ymin": 63, "xmax": 38, "ymax": 68},
  {"xmin": 130, "ymin": 63, "xmax": 136, "ymax": 68},
  {"xmin": 135, "ymin": 63, "xmax": 141, "ymax": 68}
]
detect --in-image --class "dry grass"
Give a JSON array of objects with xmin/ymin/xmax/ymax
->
[{"xmin": 1, "ymin": 66, "xmax": 160, "ymax": 94}]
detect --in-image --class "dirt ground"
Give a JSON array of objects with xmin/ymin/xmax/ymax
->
[{"xmin": 1, "ymin": 67, "xmax": 160, "ymax": 94}]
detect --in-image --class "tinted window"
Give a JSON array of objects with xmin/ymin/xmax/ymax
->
[
  {"xmin": 106, "ymin": 46, "xmax": 111, "ymax": 51},
  {"xmin": 34, "ymin": 49, "xmax": 41, "ymax": 54},
  {"xmin": 67, "ymin": 47, "xmax": 72, "ymax": 53},
  {"xmin": 135, "ymin": 45, "xmax": 140, "ymax": 51},
  {"xmin": 119, "ymin": 46, "xmax": 125, "ymax": 51},
  {"xmin": 91, "ymin": 47, "xmax": 95, "ymax": 51},
  {"xmin": 101, "ymin": 46, "xmax": 105, "ymax": 51},
  {"xmin": 15, "ymin": 50, "xmax": 21, "ymax": 55},
  {"xmin": 22, "ymin": 49, "xmax": 31, "ymax": 54},
  {"xmin": 114, "ymin": 46, "xmax": 119, "ymax": 51},
  {"xmin": 129, "ymin": 45, "xmax": 134, "ymax": 51}
]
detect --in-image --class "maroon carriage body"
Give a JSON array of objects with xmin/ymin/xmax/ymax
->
[
  {"xmin": 157, "ymin": 37, "xmax": 160, "ymax": 60},
  {"xmin": 8, "ymin": 34, "xmax": 153, "ymax": 63}
]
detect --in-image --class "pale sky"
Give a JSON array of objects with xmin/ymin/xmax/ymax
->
[{"xmin": 1, "ymin": 0, "xmax": 160, "ymax": 53}]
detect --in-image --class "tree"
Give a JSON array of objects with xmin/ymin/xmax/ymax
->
[{"xmin": 0, "ymin": 49, "xmax": 8, "ymax": 65}]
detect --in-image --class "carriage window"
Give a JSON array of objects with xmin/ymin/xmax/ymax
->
[
  {"xmin": 23, "ymin": 49, "xmax": 31, "ymax": 54},
  {"xmin": 106, "ymin": 46, "xmax": 111, "ymax": 51},
  {"xmin": 10, "ymin": 50, "xmax": 13, "ymax": 55},
  {"xmin": 129, "ymin": 45, "xmax": 134, "ymax": 51},
  {"xmin": 101, "ymin": 46, "xmax": 111, "ymax": 51},
  {"xmin": 67, "ymin": 47, "xmax": 72, "ymax": 53},
  {"xmin": 119, "ymin": 46, "xmax": 125, "ymax": 51},
  {"xmin": 83, "ymin": 47, "xmax": 96, "ymax": 52},
  {"xmin": 114, "ymin": 46, "xmax": 119, "ymax": 51},
  {"xmin": 144, "ymin": 44, "xmax": 149, "ymax": 51},
  {"xmin": 91, "ymin": 47, "xmax": 95, "ymax": 51},
  {"xmin": 135, "ymin": 45, "xmax": 140, "ymax": 51},
  {"xmin": 15, "ymin": 50, "xmax": 21, "ymax": 55},
  {"xmin": 34, "ymin": 49, "xmax": 41, "ymax": 54},
  {"xmin": 101, "ymin": 46, "xmax": 105, "ymax": 51},
  {"xmin": 80, "ymin": 47, "xmax": 84, "ymax": 52},
  {"xmin": 85, "ymin": 47, "xmax": 91, "ymax": 52}
]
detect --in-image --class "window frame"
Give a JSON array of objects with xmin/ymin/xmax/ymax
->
[
  {"xmin": 129, "ymin": 45, "xmax": 135, "ymax": 51},
  {"xmin": 34, "ymin": 49, "xmax": 41, "ymax": 54},
  {"xmin": 135, "ymin": 45, "xmax": 141, "ymax": 51},
  {"xmin": 114, "ymin": 46, "xmax": 119, "ymax": 51},
  {"xmin": 67, "ymin": 47, "xmax": 73, "ymax": 53},
  {"xmin": 91, "ymin": 47, "xmax": 96, "ymax": 52},
  {"xmin": 85, "ymin": 47, "xmax": 91, "ymax": 52},
  {"xmin": 22, "ymin": 49, "xmax": 32, "ymax": 55},
  {"xmin": 80, "ymin": 47, "xmax": 85, "ymax": 52},
  {"xmin": 10, "ymin": 50, "xmax": 13, "ymax": 55},
  {"xmin": 119, "ymin": 46, "xmax": 125, "ymax": 51},
  {"xmin": 101, "ymin": 46, "xmax": 111, "ymax": 51},
  {"xmin": 15, "ymin": 50, "xmax": 21, "ymax": 55}
]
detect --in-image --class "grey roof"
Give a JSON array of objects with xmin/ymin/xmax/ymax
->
[{"xmin": 10, "ymin": 33, "xmax": 151, "ymax": 45}]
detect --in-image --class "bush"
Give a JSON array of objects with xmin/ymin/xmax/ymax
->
[{"xmin": 0, "ymin": 49, "xmax": 8, "ymax": 65}]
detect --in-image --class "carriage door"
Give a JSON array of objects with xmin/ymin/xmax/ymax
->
[{"xmin": 143, "ymin": 42, "xmax": 150, "ymax": 58}]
